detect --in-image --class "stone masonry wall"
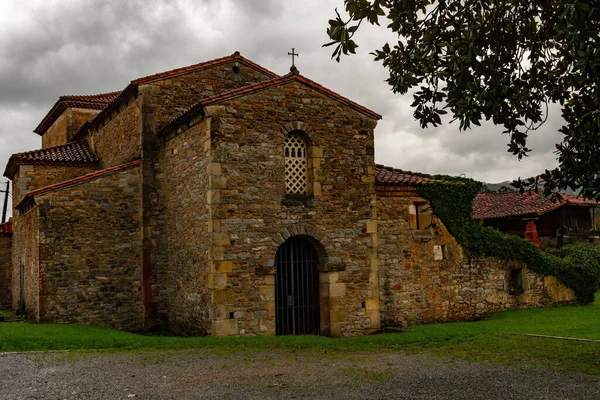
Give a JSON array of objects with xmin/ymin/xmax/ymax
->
[
  {"xmin": 155, "ymin": 119, "xmax": 212, "ymax": 334},
  {"xmin": 146, "ymin": 61, "xmax": 280, "ymax": 331},
  {"xmin": 0, "ymin": 232, "xmax": 12, "ymax": 309},
  {"xmin": 90, "ymin": 100, "xmax": 141, "ymax": 169},
  {"xmin": 12, "ymin": 164, "xmax": 98, "ymax": 207},
  {"xmin": 32, "ymin": 165, "xmax": 143, "ymax": 330},
  {"xmin": 42, "ymin": 108, "xmax": 100, "ymax": 148},
  {"xmin": 41, "ymin": 110, "xmax": 69, "ymax": 148},
  {"xmin": 200, "ymin": 81, "xmax": 379, "ymax": 337},
  {"xmin": 377, "ymin": 188, "xmax": 576, "ymax": 327},
  {"xmin": 11, "ymin": 208, "xmax": 39, "ymax": 318}
]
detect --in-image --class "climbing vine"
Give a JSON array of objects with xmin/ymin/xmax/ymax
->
[{"xmin": 417, "ymin": 176, "xmax": 600, "ymax": 304}]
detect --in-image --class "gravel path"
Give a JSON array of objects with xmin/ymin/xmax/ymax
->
[{"xmin": 1, "ymin": 349, "xmax": 598, "ymax": 399}]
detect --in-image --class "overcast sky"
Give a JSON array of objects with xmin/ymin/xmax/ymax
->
[{"xmin": 0, "ymin": 0, "xmax": 564, "ymax": 216}]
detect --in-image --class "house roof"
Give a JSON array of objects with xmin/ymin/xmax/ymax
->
[
  {"xmin": 0, "ymin": 220, "xmax": 12, "ymax": 234},
  {"xmin": 473, "ymin": 191, "xmax": 599, "ymax": 220},
  {"xmin": 16, "ymin": 159, "xmax": 141, "ymax": 211},
  {"xmin": 34, "ymin": 91, "xmax": 121, "ymax": 135},
  {"xmin": 73, "ymin": 52, "xmax": 280, "ymax": 141},
  {"xmin": 3, "ymin": 141, "xmax": 99, "ymax": 179},
  {"xmin": 131, "ymin": 51, "xmax": 278, "ymax": 85},
  {"xmin": 375, "ymin": 164, "xmax": 431, "ymax": 186},
  {"xmin": 159, "ymin": 71, "xmax": 382, "ymax": 135}
]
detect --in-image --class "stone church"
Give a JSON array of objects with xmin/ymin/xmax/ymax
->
[{"xmin": 0, "ymin": 53, "xmax": 575, "ymax": 336}]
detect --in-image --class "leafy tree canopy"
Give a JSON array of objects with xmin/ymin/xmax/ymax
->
[{"xmin": 325, "ymin": 1, "xmax": 600, "ymax": 199}]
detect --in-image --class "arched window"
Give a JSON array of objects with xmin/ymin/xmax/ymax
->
[{"xmin": 284, "ymin": 132, "xmax": 308, "ymax": 195}]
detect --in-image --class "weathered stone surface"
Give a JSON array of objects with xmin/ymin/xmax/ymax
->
[
  {"xmin": 0, "ymin": 231, "xmax": 12, "ymax": 309},
  {"xmin": 376, "ymin": 189, "xmax": 577, "ymax": 328},
  {"xmin": 14, "ymin": 165, "xmax": 143, "ymax": 330},
  {"xmin": 42, "ymin": 108, "xmax": 101, "ymax": 148},
  {"xmin": 4, "ymin": 54, "xmax": 576, "ymax": 338}
]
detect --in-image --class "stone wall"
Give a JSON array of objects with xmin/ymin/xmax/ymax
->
[
  {"xmin": 42, "ymin": 108, "xmax": 100, "ymax": 148},
  {"xmin": 155, "ymin": 119, "xmax": 212, "ymax": 334},
  {"xmin": 29, "ymin": 164, "xmax": 143, "ymax": 330},
  {"xmin": 12, "ymin": 164, "xmax": 97, "ymax": 206},
  {"xmin": 145, "ymin": 60, "xmax": 281, "ymax": 332},
  {"xmin": 41, "ymin": 110, "xmax": 69, "ymax": 148},
  {"xmin": 90, "ymin": 100, "xmax": 141, "ymax": 169},
  {"xmin": 0, "ymin": 232, "xmax": 12, "ymax": 309},
  {"xmin": 141, "ymin": 61, "xmax": 276, "ymax": 130},
  {"xmin": 11, "ymin": 208, "xmax": 39, "ymax": 318},
  {"xmin": 194, "ymin": 81, "xmax": 379, "ymax": 337},
  {"xmin": 376, "ymin": 188, "xmax": 576, "ymax": 327}
]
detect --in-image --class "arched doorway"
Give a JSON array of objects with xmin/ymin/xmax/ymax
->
[{"xmin": 275, "ymin": 236, "xmax": 320, "ymax": 335}]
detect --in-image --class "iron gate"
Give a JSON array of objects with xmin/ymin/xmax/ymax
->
[{"xmin": 275, "ymin": 237, "xmax": 320, "ymax": 335}]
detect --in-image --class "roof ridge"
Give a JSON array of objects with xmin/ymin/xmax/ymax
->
[
  {"xmin": 59, "ymin": 91, "xmax": 122, "ymax": 100},
  {"xmin": 11, "ymin": 140, "xmax": 90, "ymax": 158},
  {"xmin": 375, "ymin": 164, "xmax": 431, "ymax": 177},
  {"xmin": 132, "ymin": 52, "xmax": 279, "ymax": 85}
]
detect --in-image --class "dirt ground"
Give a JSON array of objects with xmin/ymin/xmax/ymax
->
[{"xmin": 1, "ymin": 349, "xmax": 599, "ymax": 399}]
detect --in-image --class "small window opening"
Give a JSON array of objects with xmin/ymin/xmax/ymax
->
[
  {"xmin": 229, "ymin": 312, "xmax": 235, "ymax": 319},
  {"xmin": 284, "ymin": 132, "xmax": 308, "ymax": 195},
  {"xmin": 509, "ymin": 269, "xmax": 523, "ymax": 295},
  {"xmin": 410, "ymin": 203, "xmax": 432, "ymax": 230}
]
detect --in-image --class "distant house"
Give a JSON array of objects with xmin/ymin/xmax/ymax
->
[{"xmin": 473, "ymin": 192, "xmax": 599, "ymax": 248}]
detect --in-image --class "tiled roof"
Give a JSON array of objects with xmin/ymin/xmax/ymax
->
[
  {"xmin": 0, "ymin": 220, "xmax": 12, "ymax": 234},
  {"xmin": 16, "ymin": 160, "xmax": 141, "ymax": 211},
  {"xmin": 34, "ymin": 91, "xmax": 121, "ymax": 135},
  {"xmin": 132, "ymin": 51, "xmax": 278, "ymax": 85},
  {"xmin": 473, "ymin": 192, "xmax": 599, "ymax": 219},
  {"xmin": 75, "ymin": 52, "xmax": 280, "ymax": 141},
  {"xmin": 159, "ymin": 72, "xmax": 382, "ymax": 135},
  {"xmin": 375, "ymin": 164, "xmax": 431, "ymax": 186},
  {"xmin": 4, "ymin": 141, "xmax": 99, "ymax": 179}
]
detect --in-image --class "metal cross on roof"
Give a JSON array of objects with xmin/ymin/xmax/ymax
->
[{"xmin": 288, "ymin": 48, "xmax": 299, "ymax": 72}]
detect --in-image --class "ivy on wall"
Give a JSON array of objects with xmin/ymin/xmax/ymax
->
[{"xmin": 417, "ymin": 176, "xmax": 600, "ymax": 304}]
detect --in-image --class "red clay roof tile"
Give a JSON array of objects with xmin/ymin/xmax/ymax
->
[
  {"xmin": 375, "ymin": 164, "xmax": 431, "ymax": 186},
  {"xmin": 0, "ymin": 220, "xmax": 12, "ymax": 234},
  {"xmin": 3, "ymin": 141, "xmax": 98, "ymax": 179},
  {"xmin": 473, "ymin": 191, "xmax": 599, "ymax": 219}
]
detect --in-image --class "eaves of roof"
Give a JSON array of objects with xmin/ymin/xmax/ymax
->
[{"xmin": 3, "ymin": 140, "xmax": 99, "ymax": 179}]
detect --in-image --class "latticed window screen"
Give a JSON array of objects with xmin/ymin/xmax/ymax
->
[{"xmin": 284, "ymin": 133, "xmax": 308, "ymax": 195}]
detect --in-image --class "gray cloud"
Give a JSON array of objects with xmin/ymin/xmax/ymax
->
[{"xmin": 0, "ymin": 0, "xmax": 566, "ymax": 218}]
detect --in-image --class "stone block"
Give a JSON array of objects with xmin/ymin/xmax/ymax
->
[
  {"xmin": 367, "ymin": 309, "xmax": 380, "ymax": 328},
  {"xmin": 211, "ymin": 319, "xmax": 238, "ymax": 336},
  {"xmin": 366, "ymin": 220, "xmax": 377, "ymax": 233},
  {"xmin": 213, "ymin": 260, "xmax": 233, "ymax": 273},
  {"xmin": 329, "ymin": 283, "xmax": 346, "ymax": 297},
  {"xmin": 208, "ymin": 274, "xmax": 227, "ymax": 289},
  {"xmin": 319, "ymin": 272, "xmax": 338, "ymax": 284},
  {"xmin": 330, "ymin": 310, "xmax": 346, "ymax": 323},
  {"xmin": 213, "ymin": 289, "xmax": 235, "ymax": 305},
  {"xmin": 365, "ymin": 298, "xmax": 379, "ymax": 311},
  {"xmin": 259, "ymin": 286, "xmax": 274, "ymax": 301}
]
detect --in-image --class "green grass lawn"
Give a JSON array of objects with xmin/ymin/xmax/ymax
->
[{"xmin": 1, "ymin": 294, "xmax": 599, "ymax": 374}]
